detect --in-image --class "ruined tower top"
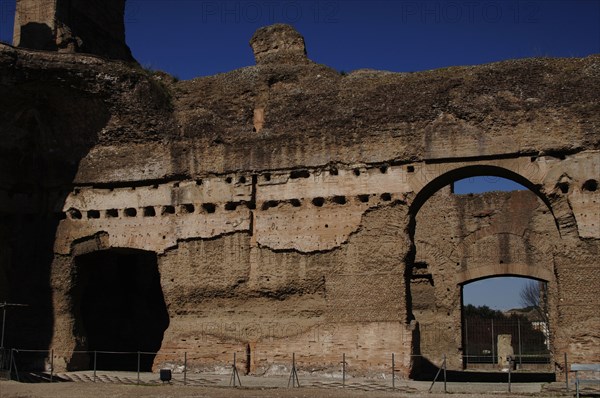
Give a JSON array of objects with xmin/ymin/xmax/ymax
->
[
  {"xmin": 249, "ymin": 24, "xmax": 308, "ymax": 65},
  {"xmin": 13, "ymin": 0, "xmax": 134, "ymax": 62}
]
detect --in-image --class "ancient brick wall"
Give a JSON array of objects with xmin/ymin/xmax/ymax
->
[
  {"xmin": 13, "ymin": 0, "xmax": 133, "ymax": 61},
  {"xmin": 0, "ymin": 22, "xmax": 598, "ymax": 377},
  {"xmin": 12, "ymin": 0, "xmax": 56, "ymax": 50}
]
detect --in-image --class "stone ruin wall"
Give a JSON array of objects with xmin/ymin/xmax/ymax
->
[
  {"xmin": 13, "ymin": 0, "xmax": 133, "ymax": 60},
  {"xmin": 0, "ymin": 11, "xmax": 599, "ymax": 377},
  {"xmin": 45, "ymin": 153, "xmax": 599, "ymax": 375},
  {"xmin": 51, "ymin": 164, "xmax": 417, "ymax": 374}
]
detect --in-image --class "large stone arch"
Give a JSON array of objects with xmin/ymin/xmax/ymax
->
[
  {"xmin": 408, "ymin": 163, "xmax": 563, "ymax": 372},
  {"xmin": 406, "ymin": 152, "xmax": 600, "ymax": 241},
  {"xmin": 408, "ymin": 162, "xmax": 559, "ymax": 226}
]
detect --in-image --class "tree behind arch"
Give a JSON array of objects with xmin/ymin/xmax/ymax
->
[{"xmin": 520, "ymin": 280, "xmax": 549, "ymax": 325}]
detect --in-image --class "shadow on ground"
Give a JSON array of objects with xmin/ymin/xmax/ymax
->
[
  {"xmin": 412, "ymin": 357, "xmax": 556, "ymax": 383},
  {"xmin": 6, "ymin": 372, "xmax": 72, "ymax": 383}
]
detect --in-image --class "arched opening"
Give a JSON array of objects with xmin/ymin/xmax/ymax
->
[
  {"xmin": 462, "ymin": 276, "xmax": 551, "ymax": 371},
  {"xmin": 408, "ymin": 167, "xmax": 559, "ymax": 379},
  {"xmin": 410, "ymin": 166, "xmax": 556, "ymax": 224},
  {"xmin": 72, "ymin": 249, "xmax": 169, "ymax": 371}
]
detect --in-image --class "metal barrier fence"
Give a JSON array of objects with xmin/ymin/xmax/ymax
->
[
  {"xmin": 463, "ymin": 316, "xmax": 551, "ymax": 368},
  {"xmin": 0, "ymin": 347, "xmax": 567, "ymax": 393}
]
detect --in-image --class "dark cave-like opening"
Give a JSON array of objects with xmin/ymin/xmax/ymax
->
[{"xmin": 74, "ymin": 249, "xmax": 169, "ymax": 371}]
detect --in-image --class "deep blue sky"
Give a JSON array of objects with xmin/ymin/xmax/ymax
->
[
  {"xmin": 1, "ymin": 1, "xmax": 592, "ymax": 310},
  {"xmin": 1, "ymin": 1, "xmax": 599, "ymax": 79},
  {"xmin": 127, "ymin": 0, "xmax": 600, "ymax": 78}
]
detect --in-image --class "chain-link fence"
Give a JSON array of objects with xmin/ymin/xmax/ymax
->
[{"xmin": 463, "ymin": 316, "xmax": 551, "ymax": 369}]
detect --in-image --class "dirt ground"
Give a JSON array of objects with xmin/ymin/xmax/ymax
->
[
  {"xmin": 0, "ymin": 369, "xmax": 577, "ymax": 398},
  {"xmin": 0, "ymin": 380, "xmax": 573, "ymax": 398}
]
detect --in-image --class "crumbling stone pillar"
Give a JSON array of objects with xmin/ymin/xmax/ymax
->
[
  {"xmin": 497, "ymin": 334, "xmax": 514, "ymax": 368},
  {"xmin": 13, "ymin": 0, "xmax": 134, "ymax": 61}
]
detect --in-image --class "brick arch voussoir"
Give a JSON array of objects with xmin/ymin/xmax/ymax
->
[{"xmin": 456, "ymin": 262, "xmax": 554, "ymax": 285}]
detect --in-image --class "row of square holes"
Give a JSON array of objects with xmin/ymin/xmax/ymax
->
[
  {"xmin": 68, "ymin": 203, "xmax": 223, "ymax": 220},
  {"xmin": 73, "ymin": 169, "xmax": 599, "ymax": 218},
  {"xmin": 66, "ymin": 165, "xmax": 412, "ymax": 220},
  {"xmin": 66, "ymin": 192, "xmax": 396, "ymax": 220},
  {"xmin": 266, "ymin": 165, "xmax": 415, "ymax": 182},
  {"xmin": 76, "ymin": 164, "xmax": 406, "ymax": 193},
  {"xmin": 261, "ymin": 193, "xmax": 393, "ymax": 210},
  {"xmin": 68, "ymin": 164, "xmax": 409, "ymax": 199},
  {"xmin": 216, "ymin": 165, "xmax": 415, "ymax": 185}
]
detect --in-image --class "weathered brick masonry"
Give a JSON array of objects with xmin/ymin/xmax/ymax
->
[{"xmin": 0, "ymin": 0, "xmax": 598, "ymax": 378}]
